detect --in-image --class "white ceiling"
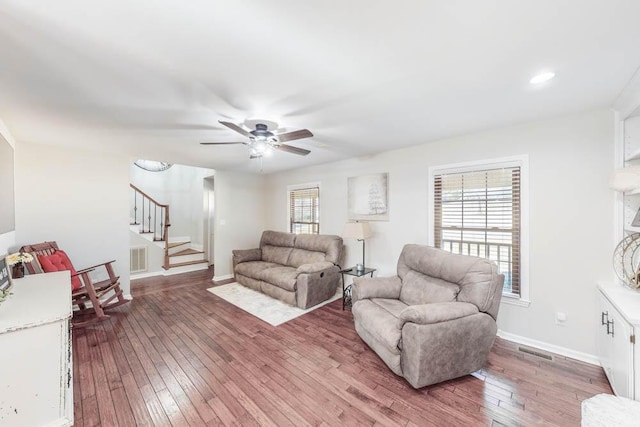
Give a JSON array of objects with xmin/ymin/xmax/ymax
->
[{"xmin": 1, "ymin": 1, "xmax": 640, "ymax": 173}]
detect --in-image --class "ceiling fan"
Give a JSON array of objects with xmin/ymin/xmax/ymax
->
[{"xmin": 201, "ymin": 120, "xmax": 313, "ymax": 159}]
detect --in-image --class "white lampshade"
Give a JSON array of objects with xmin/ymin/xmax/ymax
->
[{"xmin": 343, "ymin": 222, "xmax": 373, "ymax": 240}]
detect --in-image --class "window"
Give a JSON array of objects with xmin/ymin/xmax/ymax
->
[
  {"xmin": 433, "ymin": 165, "xmax": 521, "ymax": 297},
  {"xmin": 289, "ymin": 186, "xmax": 320, "ymax": 234}
]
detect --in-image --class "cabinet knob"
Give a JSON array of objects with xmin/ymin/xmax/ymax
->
[{"xmin": 601, "ymin": 311, "xmax": 608, "ymax": 325}]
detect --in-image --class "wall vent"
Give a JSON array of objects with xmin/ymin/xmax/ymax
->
[{"xmin": 130, "ymin": 246, "xmax": 148, "ymax": 273}]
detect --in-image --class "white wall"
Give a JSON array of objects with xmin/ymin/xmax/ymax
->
[
  {"xmin": 0, "ymin": 119, "xmax": 16, "ymax": 255},
  {"xmin": 265, "ymin": 109, "xmax": 615, "ymax": 358},
  {"xmin": 130, "ymin": 163, "xmax": 214, "ymax": 245},
  {"xmin": 14, "ymin": 142, "xmax": 131, "ymax": 295},
  {"xmin": 213, "ymin": 170, "xmax": 266, "ymax": 280}
]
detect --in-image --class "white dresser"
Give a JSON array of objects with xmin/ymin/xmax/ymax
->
[
  {"xmin": 0, "ymin": 271, "xmax": 73, "ymax": 427},
  {"xmin": 597, "ymin": 283, "xmax": 640, "ymax": 399}
]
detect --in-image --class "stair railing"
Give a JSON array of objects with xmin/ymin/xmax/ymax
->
[{"xmin": 130, "ymin": 184, "xmax": 171, "ymax": 269}]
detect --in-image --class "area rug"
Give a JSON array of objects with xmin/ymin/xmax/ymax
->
[{"xmin": 207, "ymin": 282, "xmax": 341, "ymax": 326}]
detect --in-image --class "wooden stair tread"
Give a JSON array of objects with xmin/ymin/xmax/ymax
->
[
  {"xmin": 168, "ymin": 259, "xmax": 208, "ymax": 268},
  {"xmin": 170, "ymin": 248, "xmax": 204, "ymax": 257},
  {"xmin": 168, "ymin": 241, "xmax": 190, "ymax": 248}
]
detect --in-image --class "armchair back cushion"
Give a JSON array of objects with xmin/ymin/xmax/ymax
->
[
  {"xmin": 397, "ymin": 244, "xmax": 502, "ymax": 319},
  {"xmin": 38, "ymin": 250, "xmax": 83, "ymax": 291}
]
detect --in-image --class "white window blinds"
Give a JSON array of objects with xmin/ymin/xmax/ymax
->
[
  {"xmin": 434, "ymin": 167, "xmax": 521, "ymax": 296},
  {"xmin": 289, "ymin": 187, "xmax": 320, "ymax": 234}
]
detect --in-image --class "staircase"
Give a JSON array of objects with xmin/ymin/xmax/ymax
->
[
  {"xmin": 166, "ymin": 241, "xmax": 208, "ymax": 273},
  {"xmin": 130, "ymin": 184, "xmax": 208, "ymax": 275}
]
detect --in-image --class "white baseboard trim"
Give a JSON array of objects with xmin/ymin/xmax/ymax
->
[
  {"xmin": 497, "ymin": 330, "xmax": 600, "ymax": 366},
  {"xmin": 131, "ymin": 264, "xmax": 208, "ymax": 279},
  {"xmin": 130, "ymin": 270, "xmax": 165, "ymax": 280},
  {"xmin": 191, "ymin": 243, "xmax": 203, "ymax": 251},
  {"xmin": 212, "ymin": 274, "xmax": 234, "ymax": 282},
  {"xmin": 124, "ymin": 294, "xmax": 133, "ymax": 300}
]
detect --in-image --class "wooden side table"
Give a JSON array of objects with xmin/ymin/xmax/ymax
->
[{"xmin": 341, "ymin": 266, "xmax": 376, "ymax": 310}]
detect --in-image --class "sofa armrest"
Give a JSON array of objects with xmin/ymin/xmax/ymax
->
[
  {"xmin": 297, "ymin": 261, "xmax": 335, "ymax": 275},
  {"xmin": 232, "ymin": 248, "xmax": 262, "ymax": 264},
  {"xmin": 352, "ymin": 276, "xmax": 402, "ymax": 305},
  {"xmin": 399, "ymin": 302, "xmax": 479, "ymax": 326}
]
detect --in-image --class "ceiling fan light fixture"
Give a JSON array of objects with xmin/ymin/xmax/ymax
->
[
  {"xmin": 205, "ymin": 120, "xmax": 313, "ymax": 159},
  {"xmin": 134, "ymin": 160, "xmax": 173, "ymax": 172}
]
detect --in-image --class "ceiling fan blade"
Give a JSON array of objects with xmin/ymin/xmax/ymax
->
[
  {"xmin": 275, "ymin": 129, "xmax": 313, "ymax": 143},
  {"xmin": 275, "ymin": 144, "xmax": 311, "ymax": 156},
  {"xmin": 200, "ymin": 142, "xmax": 246, "ymax": 145},
  {"xmin": 219, "ymin": 120, "xmax": 252, "ymax": 138}
]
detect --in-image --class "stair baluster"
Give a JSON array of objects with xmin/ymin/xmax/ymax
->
[{"xmin": 130, "ymin": 184, "xmax": 171, "ymax": 269}]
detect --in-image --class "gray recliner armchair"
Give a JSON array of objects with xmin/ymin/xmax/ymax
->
[{"xmin": 352, "ymin": 244, "xmax": 504, "ymax": 389}]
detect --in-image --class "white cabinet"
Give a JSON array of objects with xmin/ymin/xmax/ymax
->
[
  {"xmin": 597, "ymin": 283, "xmax": 640, "ymax": 399},
  {"xmin": 0, "ymin": 271, "xmax": 73, "ymax": 427}
]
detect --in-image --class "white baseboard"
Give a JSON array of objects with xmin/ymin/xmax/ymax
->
[
  {"xmin": 212, "ymin": 274, "xmax": 234, "ymax": 282},
  {"xmin": 131, "ymin": 263, "xmax": 208, "ymax": 279},
  {"xmin": 497, "ymin": 330, "xmax": 600, "ymax": 366},
  {"xmin": 130, "ymin": 270, "xmax": 165, "ymax": 280},
  {"xmin": 191, "ymin": 243, "xmax": 203, "ymax": 251}
]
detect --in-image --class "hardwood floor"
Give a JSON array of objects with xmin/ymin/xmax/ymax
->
[{"xmin": 73, "ymin": 268, "xmax": 612, "ymax": 426}]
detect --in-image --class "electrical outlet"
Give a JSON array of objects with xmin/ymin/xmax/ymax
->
[{"xmin": 555, "ymin": 312, "xmax": 567, "ymax": 325}]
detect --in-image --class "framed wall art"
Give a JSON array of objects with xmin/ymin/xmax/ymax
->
[
  {"xmin": 0, "ymin": 257, "xmax": 10, "ymax": 291},
  {"xmin": 347, "ymin": 172, "xmax": 389, "ymax": 221}
]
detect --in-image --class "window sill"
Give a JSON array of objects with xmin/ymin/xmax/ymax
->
[{"xmin": 500, "ymin": 294, "xmax": 530, "ymax": 307}]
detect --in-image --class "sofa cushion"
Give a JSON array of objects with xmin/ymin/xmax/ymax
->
[
  {"xmin": 293, "ymin": 233, "xmax": 343, "ymax": 265},
  {"xmin": 262, "ymin": 245, "xmax": 293, "ymax": 265},
  {"xmin": 254, "ymin": 266, "xmax": 298, "ymax": 291},
  {"xmin": 287, "ymin": 248, "xmax": 326, "ymax": 268},
  {"xmin": 399, "ymin": 270, "xmax": 459, "ymax": 306},
  {"xmin": 370, "ymin": 298, "xmax": 409, "ymax": 323},
  {"xmin": 260, "ymin": 282, "xmax": 297, "ymax": 306},
  {"xmin": 260, "ymin": 230, "xmax": 296, "ymax": 248},
  {"xmin": 235, "ymin": 261, "xmax": 279, "ymax": 279},
  {"xmin": 352, "ymin": 299, "xmax": 403, "ymax": 356}
]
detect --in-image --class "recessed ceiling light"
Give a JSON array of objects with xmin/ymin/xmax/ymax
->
[{"xmin": 530, "ymin": 72, "xmax": 555, "ymax": 85}]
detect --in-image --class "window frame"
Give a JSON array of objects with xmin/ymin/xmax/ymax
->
[
  {"xmin": 428, "ymin": 155, "xmax": 530, "ymax": 307},
  {"xmin": 287, "ymin": 182, "xmax": 321, "ymax": 235}
]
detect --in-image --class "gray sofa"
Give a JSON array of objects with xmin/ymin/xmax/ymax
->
[
  {"xmin": 352, "ymin": 244, "xmax": 504, "ymax": 389},
  {"xmin": 232, "ymin": 230, "xmax": 343, "ymax": 309}
]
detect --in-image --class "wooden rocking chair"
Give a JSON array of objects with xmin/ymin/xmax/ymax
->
[{"xmin": 20, "ymin": 241, "xmax": 130, "ymax": 327}]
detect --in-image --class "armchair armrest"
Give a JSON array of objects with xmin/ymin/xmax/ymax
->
[
  {"xmin": 232, "ymin": 248, "xmax": 262, "ymax": 264},
  {"xmin": 399, "ymin": 302, "xmax": 479, "ymax": 326},
  {"xmin": 77, "ymin": 260, "xmax": 115, "ymax": 274},
  {"xmin": 297, "ymin": 261, "xmax": 335, "ymax": 275},
  {"xmin": 352, "ymin": 276, "xmax": 402, "ymax": 305}
]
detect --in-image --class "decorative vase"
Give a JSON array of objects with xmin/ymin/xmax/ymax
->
[{"xmin": 12, "ymin": 262, "xmax": 24, "ymax": 279}]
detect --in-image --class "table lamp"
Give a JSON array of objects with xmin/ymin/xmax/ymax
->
[{"xmin": 343, "ymin": 222, "xmax": 373, "ymax": 271}]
